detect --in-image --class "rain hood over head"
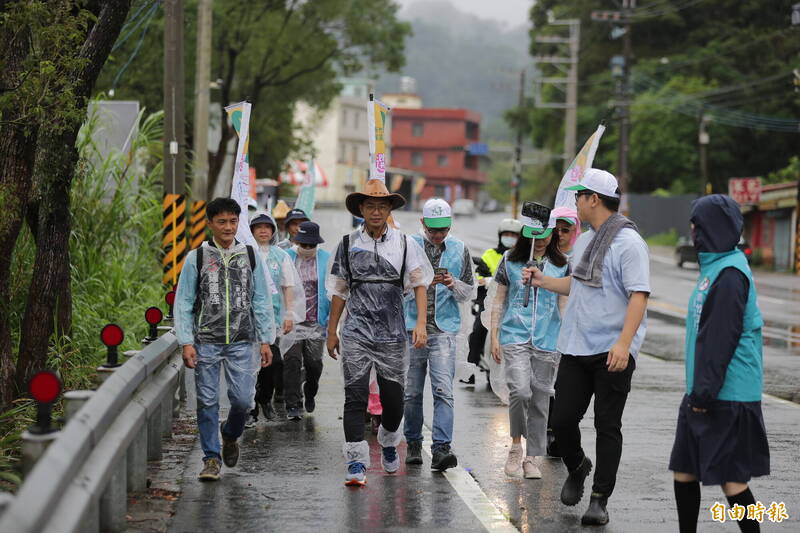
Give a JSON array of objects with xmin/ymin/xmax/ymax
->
[
  {"xmin": 690, "ymin": 194, "xmax": 743, "ymax": 254},
  {"xmin": 250, "ymin": 209, "xmax": 278, "ymax": 245}
]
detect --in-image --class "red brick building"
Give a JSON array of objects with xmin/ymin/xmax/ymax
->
[{"xmin": 390, "ymin": 108, "xmax": 487, "ymax": 203}]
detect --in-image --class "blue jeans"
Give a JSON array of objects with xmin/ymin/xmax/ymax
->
[
  {"xmin": 403, "ymin": 333, "xmax": 456, "ymax": 449},
  {"xmin": 195, "ymin": 342, "xmax": 257, "ymax": 460}
]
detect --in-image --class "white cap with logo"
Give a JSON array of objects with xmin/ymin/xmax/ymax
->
[
  {"xmin": 422, "ymin": 198, "xmax": 452, "ymax": 228},
  {"xmin": 566, "ymin": 168, "xmax": 620, "ymax": 198}
]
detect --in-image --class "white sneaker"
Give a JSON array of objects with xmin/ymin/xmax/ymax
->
[
  {"xmin": 504, "ymin": 444, "xmax": 523, "ymax": 477},
  {"xmin": 523, "ymin": 456, "xmax": 542, "ymax": 479}
]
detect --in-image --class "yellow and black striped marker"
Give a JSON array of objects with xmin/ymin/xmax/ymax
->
[
  {"xmin": 190, "ymin": 200, "xmax": 207, "ymax": 250},
  {"xmin": 162, "ymin": 194, "xmax": 187, "ymax": 286}
]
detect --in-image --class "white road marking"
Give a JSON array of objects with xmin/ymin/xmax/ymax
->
[{"xmin": 421, "ymin": 425, "xmax": 518, "ymax": 533}]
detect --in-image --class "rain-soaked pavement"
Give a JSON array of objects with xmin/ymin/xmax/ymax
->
[
  {"xmin": 169, "ymin": 350, "xmax": 800, "ymax": 532},
  {"xmin": 166, "ymin": 209, "xmax": 800, "ymax": 531}
]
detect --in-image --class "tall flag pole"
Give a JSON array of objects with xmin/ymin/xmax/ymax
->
[
  {"xmin": 225, "ymin": 101, "xmax": 256, "ymax": 246},
  {"xmin": 553, "ymin": 123, "xmax": 606, "ymax": 211},
  {"xmin": 367, "ymin": 93, "xmax": 391, "ymax": 183}
]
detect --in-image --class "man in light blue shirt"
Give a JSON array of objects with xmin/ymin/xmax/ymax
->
[
  {"xmin": 174, "ymin": 198, "xmax": 275, "ymax": 482},
  {"xmin": 529, "ymin": 169, "xmax": 649, "ymax": 526}
]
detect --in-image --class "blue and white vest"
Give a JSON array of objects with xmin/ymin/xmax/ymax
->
[
  {"xmin": 404, "ymin": 234, "xmax": 465, "ymax": 333},
  {"xmin": 499, "ymin": 256, "xmax": 568, "ymax": 352},
  {"xmin": 685, "ymin": 249, "xmax": 763, "ymax": 402}
]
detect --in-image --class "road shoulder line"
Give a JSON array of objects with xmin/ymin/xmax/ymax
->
[{"xmin": 421, "ymin": 425, "xmax": 518, "ymax": 533}]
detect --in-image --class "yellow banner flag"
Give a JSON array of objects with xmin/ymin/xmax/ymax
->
[{"xmin": 367, "ymin": 94, "xmax": 391, "ymax": 181}]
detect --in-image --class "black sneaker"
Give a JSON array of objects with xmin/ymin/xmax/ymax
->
[
  {"xmin": 406, "ymin": 441, "xmax": 423, "ymax": 465},
  {"xmin": 304, "ymin": 384, "xmax": 316, "ymax": 413},
  {"xmin": 431, "ymin": 444, "xmax": 458, "ymax": 471},
  {"xmin": 261, "ymin": 401, "xmax": 275, "ymax": 420},
  {"xmin": 458, "ymin": 375, "xmax": 476, "ymax": 385},
  {"xmin": 220, "ymin": 422, "xmax": 240, "ymax": 468},
  {"xmin": 286, "ymin": 406, "xmax": 303, "ymax": 421},
  {"xmin": 581, "ymin": 493, "xmax": 609, "ymax": 525},
  {"xmin": 198, "ymin": 457, "xmax": 221, "ymax": 481},
  {"xmin": 561, "ymin": 456, "xmax": 592, "ymax": 506},
  {"xmin": 244, "ymin": 413, "xmax": 258, "ymax": 429}
]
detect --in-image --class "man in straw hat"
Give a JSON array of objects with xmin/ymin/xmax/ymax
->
[{"xmin": 326, "ymin": 179, "xmax": 433, "ymax": 487}]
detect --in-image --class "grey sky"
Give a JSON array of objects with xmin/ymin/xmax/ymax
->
[{"xmin": 395, "ymin": 0, "xmax": 532, "ymax": 27}]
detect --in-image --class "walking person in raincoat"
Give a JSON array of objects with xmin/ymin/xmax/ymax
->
[
  {"xmin": 247, "ymin": 210, "xmax": 304, "ymax": 423},
  {"xmin": 403, "ymin": 198, "xmax": 475, "ymax": 471},
  {"xmin": 174, "ymin": 197, "xmax": 275, "ymax": 481},
  {"xmin": 670, "ymin": 194, "xmax": 769, "ymax": 533},
  {"xmin": 490, "ymin": 210, "xmax": 569, "ymax": 479},
  {"xmin": 283, "ymin": 221, "xmax": 331, "ymax": 419},
  {"xmin": 326, "ymin": 179, "xmax": 433, "ymax": 487}
]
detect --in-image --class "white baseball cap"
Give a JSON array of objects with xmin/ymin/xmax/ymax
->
[
  {"xmin": 566, "ymin": 168, "xmax": 620, "ymax": 198},
  {"xmin": 422, "ymin": 198, "xmax": 452, "ymax": 228},
  {"xmin": 519, "ymin": 213, "xmax": 557, "ymax": 240}
]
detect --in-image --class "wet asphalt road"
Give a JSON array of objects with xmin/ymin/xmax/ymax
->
[{"xmin": 168, "ymin": 209, "xmax": 800, "ymax": 532}]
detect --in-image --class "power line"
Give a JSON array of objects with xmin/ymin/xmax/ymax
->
[
  {"xmin": 111, "ymin": 0, "xmax": 161, "ymax": 91},
  {"xmin": 112, "ymin": 0, "xmax": 159, "ymax": 53}
]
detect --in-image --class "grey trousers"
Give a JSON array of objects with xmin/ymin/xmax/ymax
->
[{"xmin": 503, "ymin": 343, "xmax": 559, "ymax": 457}]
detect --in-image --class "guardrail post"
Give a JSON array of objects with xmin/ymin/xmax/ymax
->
[
  {"xmin": 63, "ymin": 390, "xmax": 94, "ymax": 421},
  {"xmin": 99, "ymin": 455, "xmax": 127, "ymax": 533},
  {"xmin": 147, "ymin": 407, "xmax": 163, "ymax": 461},
  {"xmin": 178, "ymin": 364, "xmax": 187, "ymax": 402},
  {"xmin": 127, "ymin": 417, "xmax": 148, "ymax": 492},
  {"xmin": 20, "ymin": 431, "xmax": 58, "ymax": 478},
  {"xmin": 0, "ymin": 492, "xmax": 15, "ymax": 518},
  {"xmin": 161, "ymin": 393, "xmax": 173, "ymax": 438},
  {"xmin": 80, "ymin": 496, "xmax": 100, "ymax": 533}
]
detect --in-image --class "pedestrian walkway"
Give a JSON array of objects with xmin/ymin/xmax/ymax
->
[{"xmin": 166, "ymin": 347, "xmax": 800, "ymax": 532}]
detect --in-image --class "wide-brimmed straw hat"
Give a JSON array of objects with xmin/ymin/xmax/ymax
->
[{"xmin": 345, "ymin": 179, "xmax": 406, "ymax": 218}]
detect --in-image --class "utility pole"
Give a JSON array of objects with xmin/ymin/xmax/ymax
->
[
  {"xmin": 191, "ymin": 0, "xmax": 212, "ymax": 250},
  {"xmin": 511, "ymin": 69, "xmax": 525, "ymax": 219},
  {"xmin": 592, "ymin": 2, "xmax": 635, "ymax": 195},
  {"xmin": 698, "ymin": 110, "xmax": 710, "ymax": 195},
  {"xmin": 163, "ymin": 0, "xmax": 186, "ymax": 287},
  {"xmin": 532, "ymin": 19, "xmax": 580, "ymax": 171},
  {"xmin": 792, "ymin": 3, "xmax": 800, "ymax": 272}
]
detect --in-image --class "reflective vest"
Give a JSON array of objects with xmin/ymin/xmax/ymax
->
[
  {"xmin": 685, "ymin": 249, "xmax": 763, "ymax": 402},
  {"xmin": 481, "ymin": 248, "xmax": 504, "ymax": 277},
  {"xmin": 404, "ymin": 234, "xmax": 465, "ymax": 333},
  {"xmin": 286, "ymin": 247, "xmax": 331, "ymax": 328},
  {"xmin": 499, "ymin": 256, "xmax": 568, "ymax": 352}
]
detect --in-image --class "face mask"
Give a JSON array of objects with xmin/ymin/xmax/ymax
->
[
  {"xmin": 297, "ymin": 246, "xmax": 316, "ymax": 258},
  {"xmin": 500, "ymin": 236, "xmax": 518, "ymax": 249}
]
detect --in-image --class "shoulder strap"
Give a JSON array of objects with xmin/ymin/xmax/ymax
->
[
  {"xmin": 246, "ymin": 244, "xmax": 256, "ymax": 271},
  {"xmin": 343, "ymin": 234, "xmax": 351, "ymax": 280},
  {"xmin": 400, "ymin": 235, "xmax": 407, "ymax": 282},
  {"xmin": 193, "ymin": 245, "xmax": 204, "ymax": 311}
]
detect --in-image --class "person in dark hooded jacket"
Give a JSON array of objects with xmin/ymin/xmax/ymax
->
[{"xmin": 669, "ymin": 194, "xmax": 769, "ymax": 533}]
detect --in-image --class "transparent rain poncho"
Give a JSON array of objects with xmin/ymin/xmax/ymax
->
[
  {"xmin": 252, "ymin": 237, "xmax": 306, "ymax": 353},
  {"xmin": 482, "ymin": 257, "xmax": 563, "ymax": 404},
  {"xmin": 326, "ymin": 229, "xmax": 433, "ymax": 387}
]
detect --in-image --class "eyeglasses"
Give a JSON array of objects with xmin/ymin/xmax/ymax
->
[
  {"xmin": 362, "ymin": 202, "xmax": 392, "ymax": 213},
  {"xmin": 557, "ymin": 227, "xmax": 573, "ymax": 234},
  {"xmin": 425, "ymin": 226, "xmax": 450, "ymax": 235},
  {"xmin": 298, "ymin": 243, "xmax": 316, "ymax": 249},
  {"xmin": 574, "ymin": 191, "xmax": 594, "ymax": 200}
]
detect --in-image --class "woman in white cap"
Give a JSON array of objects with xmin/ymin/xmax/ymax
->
[{"xmin": 489, "ymin": 210, "xmax": 569, "ymax": 479}]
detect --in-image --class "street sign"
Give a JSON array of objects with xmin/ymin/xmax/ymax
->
[
  {"xmin": 728, "ymin": 177, "xmax": 762, "ymax": 205},
  {"xmin": 792, "ymin": 3, "xmax": 800, "ymax": 25}
]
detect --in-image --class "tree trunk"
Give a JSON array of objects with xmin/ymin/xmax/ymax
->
[
  {"xmin": 15, "ymin": 0, "xmax": 131, "ymax": 390},
  {"xmin": 0, "ymin": 6, "xmax": 36, "ymax": 408}
]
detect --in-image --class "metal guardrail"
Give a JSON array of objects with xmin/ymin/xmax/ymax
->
[{"xmin": 0, "ymin": 331, "xmax": 184, "ymax": 533}]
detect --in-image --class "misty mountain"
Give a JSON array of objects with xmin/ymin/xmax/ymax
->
[{"xmin": 376, "ymin": 0, "xmax": 530, "ymax": 141}]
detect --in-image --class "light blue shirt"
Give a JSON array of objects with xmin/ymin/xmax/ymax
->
[{"xmin": 557, "ymin": 227, "xmax": 650, "ymax": 358}]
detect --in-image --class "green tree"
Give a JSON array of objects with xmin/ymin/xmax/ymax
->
[
  {"xmin": 99, "ymin": 0, "xmax": 411, "ymax": 197},
  {"xmin": 520, "ymin": 0, "xmax": 800, "ymax": 193}
]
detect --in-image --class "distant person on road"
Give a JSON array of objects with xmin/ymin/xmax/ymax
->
[
  {"xmin": 284, "ymin": 221, "xmax": 331, "ymax": 420},
  {"xmin": 248, "ymin": 210, "xmax": 303, "ymax": 423},
  {"xmin": 490, "ymin": 209, "xmax": 568, "ymax": 480},
  {"xmin": 670, "ymin": 194, "xmax": 769, "ymax": 533},
  {"xmin": 272, "ymin": 199, "xmax": 291, "ymax": 240},
  {"xmin": 326, "ymin": 179, "xmax": 433, "ymax": 487},
  {"xmin": 174, "ymin": 197, "xmax": 275, "ymax": 482},
  {"xmin": 528, "ymin": 169, "xmax": 650, "ymax": 526},
  {"xmin": 463, "ymin": 218, "xmax": 522, "ymax": 385},
  {"xmin": 551, "ymin": 206, "xmax": 580, "ymax": 258},
  {"xmin": 277, "ymin": 208, "xmax": 310, "ymax": 250},
  {"xmin": 403, "ymin": 199, "xmax": 474, "ymax": 471}
]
